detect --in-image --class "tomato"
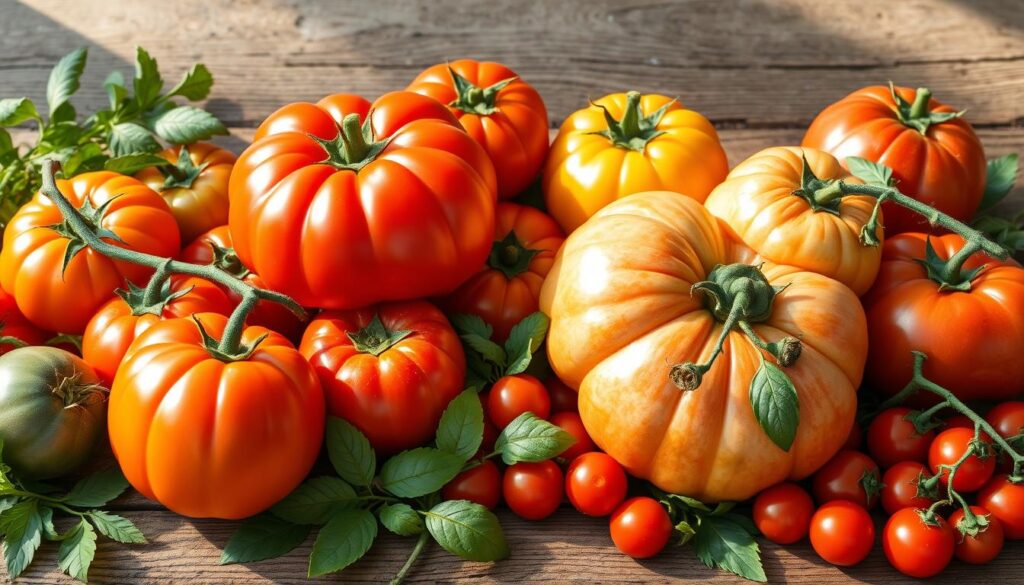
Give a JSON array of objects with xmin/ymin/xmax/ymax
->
[
  {"xmin": 0, "ymin": 286, "xmax": 48, "ymax": 353},
  {"xmin": 0, "ymin": 171, "xmax": 180, "ymax": 333},
  {"xmin": 407, "ymin": 60, "xmax": 548, "ymax": 199},
  {"xmin": 108, "ymin": 313, "xmax": 324, "ymax": 519},
  {"xmin": 547, "ymin": 377, "xmax": 578, "ymax": 413},
  {"xmin": 949, "ymin": 506, "xmax": 1004, "ymax": 564},
  {"xmin": 752, "ymin": 482, "xmax": 814, "ymax": 545},
  {"xmin": 882, "ymin": 508, "xmax": 955, "ymax": 578},
  {"xmin": 978, "ymin": 476, "xmax": 1024, "ymax": 540},
  {"xmin": 543, "ymin": 92, "xmax": 728, "ymax": 233},
  {"xmin": 866, "ymin": 407, "xmax": 935, "ymax": 468},
  {"xmin": 441, "ymin": 202, "xmax": 564, "ymax": 342},
  {"xmin": 0, "ymin": 347, "xmax": 106, "ymax": 479},
  {"xmin": 945, "ymin": 414, "xmax": 975, "ymax": 430},
  {"xmin": 929, "ymin": 427, "xmax": 995, "ymax": 492},
  {"xmin": 180, "ymin": 226, "xmax": 307, "ymax": 340},
  {"xmin": 609, "ymin": 497, "xmax": 672, "ymax": 559},
  {"xmin": 986, "ymin": 402, "xmax": 1024, "ymax": 440},
  {"xmin": 442, "ymin": 460, "xmax": 501, "ymax": 510},
  {"xmin": 704, "ymin": 147, "xmax": 880, "ymax": 296},
  {"xmin": 803, "ymin": 85, "xmax": 986, "ymax": 234},
  {"xmin": 565, "ymin": 452, "xmax": 627, "ymax": 517},
  {"xmin": 542, "ymin": 192, "xmax": 866, "ymax": 501},
  {"xmin": 881, "ymin": 461, "xmax": 936, "ymax": 516},
  {"xmin": 809, "ymin": 501, "xmax": 875, "ymax": 567},
  {"xmin": 488, "ymin": 374, "xmax": 551, "ymax": 429},
  {"xmin": 503, "ymin": 460, "xmax": 563, "ymax": 521},
  {"xmin": 843, "ymin": 421, "xmax": 863, "ymax": 450},
  {"xmin": 812, "ymin": 450, "xmax": 881, "ymax": 509},
  {"xmin": 299, "ymin": 300, "xmax": 465, "ymax": 455},
  {"xmin": 82, "ymin": 275, "xmax": 233, "ymax": 385},
  {"xmin": 135, "ymin": 142, "xmax": 235, "ymax": 243},
  {"xmin": 230, "ymin": 91, "xmax": 497, "ymax": 309},
  {"xmin": 550, "ymin": 412, "xmax": 595, "ymax": 461}
]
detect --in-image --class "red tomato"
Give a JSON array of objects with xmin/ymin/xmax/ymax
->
[
  {"xmin": 929, "ymin": 428, "xmax": 995, "ymax": 492},
  {"xmin": 299, "ymin": 300, "xmax": 465, "ymax": 455},
  {"xmin": 752, "ymin": 482, "xmax": 814, "ymax": 545},
  {"xmin": 978, "ymin": 476, "xmax": 1024, "ymax": 540},
  {"xmin": 503, "ymin": 460, "xmax": 563, "ymax": 521},
  {"xmin": 809, "ymin": 501, "xmax": 875, "ymax": 566},
  {"xmin": 883, "ymin": 508, "xmax": 955, "ymax": 578},
  {"xmin": 550, "ymin": 412, "xmax": 595, "ymax": 461},
  {"xmin": 442, "ymin": 460, "xmax": 501, "ymax": 510},
  {"xmin": 866, "ymin": 407, "xmax": 935, "ymax": 468},
  {"xmin": 843, "ymin": 421, "xmax": 863, "ymax": 450},
  {"xmin": 0, "ymin": 287, "xmax": 48, "ymax": 354},
  {"xmin": 986, "ymin": 402, "xmax": 1024, "ymax": 440},
  {"xmin": 565, "ymin": 452, "xmax": 627, "ymax": 517},
  {"xmin": 811, "ymin": 450, "xmax": 882, "ymax": 508},
  {"xmin": 609, "ymin": 497, "xmax": 672, "ymax": 559},
  {"xmin": 881, "ymin": 461, "xmax": 937, "ymax": 516},
  {"xmin": 945, "ymin": 414, "xmax": 975, "ymax": 430},
  {"xmin": 547, "ymin": 377, "xmax": 578, "ymax": 413},
  {"xmin": 488, "ymin": 374, "xmax": 551, "ymax": 429},
  {"xmin": 230, "ymin": 92, "xmax": 497, "ymax": 309},
  {"xmin": 949, "ymin": 506, "xmax": 1004, "ymax": 564}
]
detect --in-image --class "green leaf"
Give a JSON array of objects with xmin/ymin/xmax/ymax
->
[
  {"xmin": 980, "ymin": 154, "xmax": 1019, "ymax": 210},
  {"xmin": 461, "ymin": 333, "xmax": 507, "ymax": 366},
  {"xmin": 0, "ymin": 496, "xmax": 17, "ymax": 515},
  {"xmin": 379, "ymin": 503, "xmax": 424, "ymax": 536},
  {"xmin": 436, "ymin": 390, "xmax": 484, "ymax": 461},
  {"xmin": 494, "ymin": 412, "xmax": 576, "ymax": 465},
  {"xmin": 149, "ymin": 106, "xmax": 227, "ymax": 144},
  {"xmin": 270, "ymin": 476, "xmax": 357, "ymax": 525},
  {"xmin": 845, "ymin": 156, "xmax": 894, "ymax": 187},
  {"xmin": 504, "ymin": 312, "xmax": 549, "ymax": 365},
  {"xmin": 424, "ymin": 500, "xmax": 509, "ymax": 562},
  {"xmin": 220, "ymin": 514, "xmax": 310, "ymax": 565},
  {"xmin": 694, "ymin": 514, "xmax": 766, "ymax": 583},
  {"xmin": 63, "ymin": 469, "xmax": 130, "ymax": 508},
  {"xmin": 133, "ymin": 47, "xmax": 163, "ymax": 108},
  {"xmin": 379, "ymin": 448, "xmax": 465, "ymax": 498},
  {"xmin": 46, "ymin": 47, "xmax": 87, "ymax": 116},
  {"xmin": 449, "ymin": 313, "xmax": 494, "ymax": 341},
  {"xmin": 325, "ymin": 417, "xmax": 376, "ymax": 487},
  {"xmin": 749, "ymin": 360, "xmax": 800, "ymax": 452},
  {"xmin": 166, "ymin": 63, "xmax": 214, "ymax": 101},
  {"xmin": 1, "ymin": 499, "xmax": 43, "ymax": 579},
  {"xmin": 308, "ymin": 508, "xmax": 377, "ymax": 577},
  {"xmin": 0, "ymin": 128, "xmax": 13, "ymax": 157},
  {"xmin": 62, "ymin": 143, "xmax": 107, "ymax": 177},
  {"xmin": 58, "ymin": 519, "xmax": 97, "ymax": 583},
  {"xmin": 504, "ymin": 340, "xmax": 534, "ymax": 376},
  {"xmin": 87, "ymin": 510, "xmax": 147, "ymax": 544},
  {"xmin": 104, "ymin": 153, "xmax": 171, "ymax": 175},
  {"xmin": 0, "ymin": 98, "xmax": 41, "ymax": 127},
  {"xmin": 38, "ymin": 506, "xmax": 58, "ymax": 540},
  {"xmin": 104, "ymin": 71, "xmax": 127, "ymax": 110},
  {"xmin": 50, "ymin": 101, "xmax": 77, "ymax": 125},
  {"xmin": 109, "ymin": 122, "xmax": 160, "ymax": 156},
  {"xmin": 665, "ymin": 493, "xmax": 712, "ymax": 513}
]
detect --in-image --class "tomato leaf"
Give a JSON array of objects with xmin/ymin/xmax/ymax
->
[
  {"xmin": 845, "ymin": 156, "xmax": 894, "ymax": 187},
  {"xmin": 270, "ymin": 476, "xmax": 357, "ymax": 525},
  {"xmin": 424, "ymin": 500, "xmax": 509, "ymax": 562},
  {"xmin": 460, "ymin": 333, "xmax": 507, "ymax": 367},
  {"xmin": 46, "ymin": 47, "xmax": 87, "ymax": 117},
  {"xmin": 325, "ymin": 417, "xmax": 376, "ymax": 487},
  {"xmin": 1, "ymin": 499, "xmax": 43, "ymax": 579},
  {"xmin": 109, "ymin": 122, "xmax": 160, "ymax": 157},
  {"xmin": 220, "ymin": 514, "xmax": 310, "ymax": 565},
  {"xmin": 62, "ymin": 143, "xmax": 107, "ymax": 177},
  {"xmin": 57, "ymin": 519, "xmax": 97, "ymax": 583},
  {"xmin": 87, "ymin": 510, "xmax": 147, "ymax": 545},
  {"xmin": 308, "ymin": 508, "xmax": 377, "ymax": 577},
  {"xmin": 104, "ymin": 71, "xmax": 127, "ymax": 110},
  {"xmin": 166, "ymin": 63, "xmax": 214, "ymax": 101},
  {"xmin": 379, "ymin": 448, "xmax": 465, "ymax": 499},
  {"xmin": 63, "ymin": 469, "xmax": 130, "ymax": 508},
  {"xmin": 104, "ymin": 153, "xmax": 169, "ymax": 175},
  {"xmin": 0, "ymin": 98, "xmax": 41, "ymax": 127},
  {"xmin": 133, "ymin": 47, "xmax": 164, "ymax": 109},
  {"xmin": 379, "ymin": 503, "xmax": 424, "ymax": 536},
  {"xmin": 494, "ymin": 412, "xmax": 575, "ymax": 464},
  {"xmin": 0, "ymin": 496, "xmax": 17, "ymax": 515},
  {"xmin": 694, "ymin": 514, "xmax": 766, "ymax": 583},
  {"xmin": 748, "ymin": 360, "xmax": 800, "ymax": 452},
  {"xmin": 149, "ymin": 106, "xmax": 227, "ymax": 145},
  {"xmin": 38, "ymin": 506, "xmax": 59, "ymax": 540},
  {"xmin": 449, "ymin": 313, "xmax": 494, "ymax": 341},
  {"xmin": 436, "ymin": 390, "xmax": 484, "ymax": 461},
  {"xmin": 504, "ymin": 312, "xmax": 549, "ymax": 366},
  {"xmin": 979, "ymin": 154, "xmax": 1019, "ymax": 211}
]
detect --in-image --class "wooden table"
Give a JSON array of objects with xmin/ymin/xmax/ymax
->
[{"xmin": 2, "ymin": 1, "xmax": 1023, "ymax": 582}]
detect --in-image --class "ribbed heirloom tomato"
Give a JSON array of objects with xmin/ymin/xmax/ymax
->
[
  {"xmin": 0, "ymin": 172, "xmax": 180, "ymax": 333},
  {"xmin": 229, "ymin": 91, "xmax": 497, "ymax": 309},
  {"xmin": 407, "ymin": 59, "xmax": 549, "ymax": 199}
]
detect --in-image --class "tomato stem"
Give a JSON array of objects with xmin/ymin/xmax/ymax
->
[
  {"xmin": 908, "ymin": 87, "xmax": 933, "ymax": 120},
  {"xmin": 447, "ymin": 67, "xmax": 516, "ymax": 116},
  {"xmin": 140, "ymin": 260, "xmax": 173, "ymax": 308},
  {"xmin": 390, "ymin": 530, "xmax": 430, "ymax": 585}
]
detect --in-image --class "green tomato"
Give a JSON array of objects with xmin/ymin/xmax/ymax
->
[{"xmin": 0, "ymin": 346, "xmax": 107, "ymax": 479}]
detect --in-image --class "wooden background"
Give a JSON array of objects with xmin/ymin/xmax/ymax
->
[{"xmin": 2, "ymin": 0, "xmax": 1023, "ymax": 583}]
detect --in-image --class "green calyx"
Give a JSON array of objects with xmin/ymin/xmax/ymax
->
[
  {"xmin": 206, "ymin": 242, "xmax": 251, "ymax": 279},
  {"xmin": 592, "ymin": 91, "xmax": 671, "ymax": 153},
  {"xmin": 448, "ymin": 67, "xmax": 516, "ymax": 116},
  {"xmin": 192, "ymin": 314, "xmax": 267, "ymax": 363},
  {"xmin": 889, "ymin": 83, "xmax": 964, "ymax": 136},
  {"xmin": 488, "ymin": 230, "xmax": 541, "ymax": 279},
  {"xmin": 793, "ymin": 155, "xmax": 843, "ymax": 215},
  {"xmin": 51, "ymin": 373, "xmax": 107, "ymax": 408},
  {"xmin": 691, "ymin": 264, "xmax": 784, "ymax": 324},
  {"xmin": 312, "ymin": 113, "xmax": 391, "ymax": 172},
  {"xmin": 160, "ymin": 145, "xmax": 208, "ymax": 190},
  {"xmin": 347, "ymin": 315, "xmax": 412, "ymax": 357},
  {"xmin": 45, "ymin": 195, "xmax": 124, "ymax": 275},
  {"xmin": 916, "ymin": 237, "xmax": 985, "ymax": 292},
  {"xmin": 116, "ymin": 277, "xmax": 194, "ymax": 317}
]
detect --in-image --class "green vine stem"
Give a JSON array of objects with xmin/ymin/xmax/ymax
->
[
  {"xmin": 39, "ymin": 159, "xmax": 306, "ymax": 359},
  {"xmin": 390, "ymin": 530, "xmax": 430, "ymax": 585}
]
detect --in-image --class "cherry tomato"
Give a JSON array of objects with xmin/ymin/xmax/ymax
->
[
  {"xmin": 944, "ymin": 414, "xmax": 975, "ymax": 430},
  {"xmin": 842, "ymin": 421, "xmax": 863, "ymax": 450},
  {"xmin": 883, "ymin": 508, "xmax": 955, "ymax": 578},
  {"xmin": 929, "ymin": 428, "xmax": 995, "ymax": 492},
  {"xmin": 550, "ymin": 412, "xmax": 595, "ymax": 461},
  {"xmin": 881, "ymin": 461, "xmax": 936, "ymax": 516},
  {"xmin": 547, "ymin": 377, "xmax": 578, "ymax": 413},
  {"xmin": 866, "ymin": 407, "xmax": 935, "ymax": 468},
  {"xmin": 811, "ymin": 450, "xmax": 881, "ymax": 508},
  {"xmin": 503, "ymin": 460, "xmax": 563, "ymax": 520},
  {"xmin": 488, "ymin": 374, "xmax": 551, "ymax": 429},
  {"xmin": 809, "ymin": 501, "xmax": 875, "ymax": 566},
  {"xmin": 442, "ymin": 460, "xmax": 501, "ymax": 509},
  {"xmin": 949, "ymin": 506, "xmax": 1004, "ymax": 565},
  {"xmin": 752, "ymin": 482, "xmax": 814, "ymax": 545},
  {"xmin": 978, "ymin": 476, "xmax": 1024, "ymax": 540},
  {"xmin": 609, "ymin": 497, "xmax": 672, "ymax": 559},
  {"xmin": 986, "ymin": 402, "xmax": 1024, "ymax": 439},
  {"xmin": 565, "ymin": 452, "xmax": 627, "ymax": 517}
]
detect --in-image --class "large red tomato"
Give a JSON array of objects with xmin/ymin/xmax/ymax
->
[
  {"xmin": 229, "ymin": 92, "xmax": 497, "ymax": 309},
  {"xmin": 0, "ymin": 172, "xmax": 181, "ymax": 333},
  {"xmin": 299, "ymin": 300, "xmax": 465, "ymax": 455},
  {"xmin": 0, "ymin": 286, "xmax": 48, "ymax": 353}
]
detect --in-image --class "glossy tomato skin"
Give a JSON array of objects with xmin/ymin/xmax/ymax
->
[
  {"xmin": 803, "ymin": 85, "xmax": 986, "ymax": 234},
  {"xmin": 986, "ymin": 402, "xmax": 1024, "ymax": 440},
  {"xmin": 949, "ymin": 506, "xmax": 1004, "ymax": 564},
  {"xmin": 230, "ymin": 91, "xmax": 497, "ymax": 309},
  {"xmin": 108, "ymin": 313, "xmax": 324, "ymax": 519},
  {"xmin": 929, "ymin": 428, "xmax": 995, "ymax": 492},
  {"xmin": 978, "ymin": 476, "xmax": 1024, "ymax": 540},
  {"xmin": 812, "ymin": 450, "xmax": 881, "ymax": 508},
  {"xmin": 881, "ymin": 461, "xmax": 936, "ymax": 516},
  {"xmin": 609, "ymin": 497, "xmax": 672, "ymax": 559},
  {"xmin": 442, "ymin": 460, "xmax": 501, "ymax": 509},
  {"xmin": 550, "ymin": 411, "xmax": 595, "ymax": 461},
  {"xmin": 135, "ymin": 142, "xmax": 236, "ymax": 243},
  {"xmin": 565, "ymin": 452, "xmax": 628, "ymax": 517},
  {"xmin": 863, "ymin": 233, "xmax": 1024, "ymax": 401},
  {"xmin": 883, "ymin": 508, "xmax": 955, "ymax": 578},
  {"xmin": 809, "ymin": 501, "xmax": 875, "ymax": 566},
  {"xmin": 82, "ymin": 276, "xmax": 233, "ymax": 385},
  {"xmin": 0, "ymin": 172, "xmax": 181, "ymax": 333},
  {"xmin": 0, "ymin": 286, "xmax": 48, "ymax": 353},
  {"xmin": 503, "ymin": 460, "xmax": 563, "ymax": 521},
  {"xmin": 488, "ymin": 374, "xmax": 551, "ymax": 429},
  {"xmin": 866, "ymin": 407, "xmax": 935, "ymax": 468},
  {"xmin": 407, "ymin": 60, "xmax": 548, "ymax": 199},
  {"xmin": 752, "ymin": 482, "xmax": 814, "ymax": 545},
  {"xmin": 300, "ymin": 300, "xmax": 465, "ymax": 456},
  {"xmin": 442, "ymin": 202, "xmax": 564, "ymax": 342}
]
